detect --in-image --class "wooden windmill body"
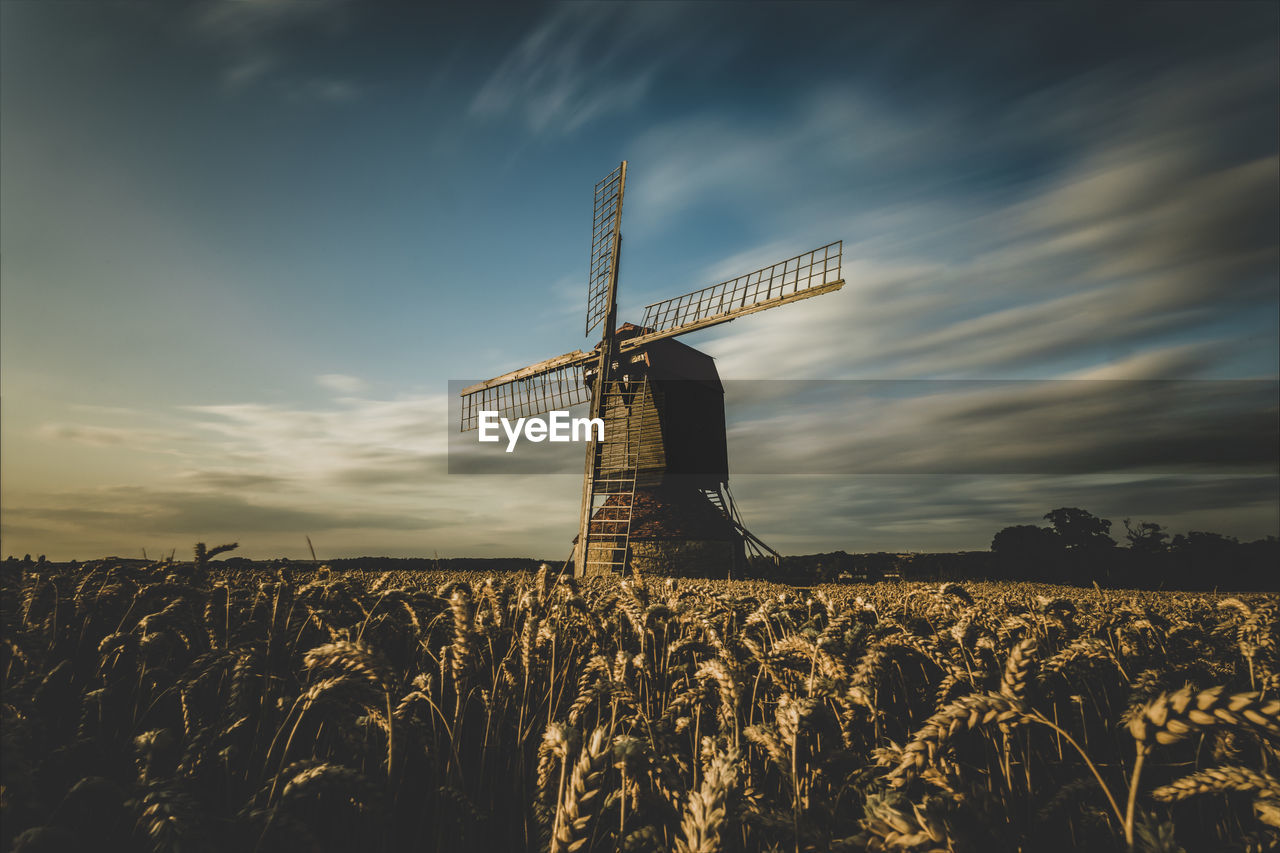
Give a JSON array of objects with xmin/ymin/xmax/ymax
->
[{"xmin": 460, "ymin": 162, "xmax": 844, "ymax": 577}]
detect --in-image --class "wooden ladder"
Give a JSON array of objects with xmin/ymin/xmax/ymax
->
[{"xmin": 583, "ymin": 379, "xmax": 650, "ymax": 575}]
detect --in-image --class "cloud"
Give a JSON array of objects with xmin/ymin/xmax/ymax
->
[
  {"xmin": 223, "ymin": 54, "xmax": 277, "ymax": 89},
  {"xmin": 721, "ymin": 379, "xmax": 1278, "ymax": 476},
  {"xmin": 190, "ymin": 0, "xmax": 360, "ymax": 99},
  {"xmin": 300, "ymin": 78, "xmax": 359, "ymax": 102},
  {"xmin": 38, "ymin": 423, "xmax": 194, "ymax": 452},
  {"xmin": 34, "ymin": 391, "xmax": 453, "ymax": 506},
  {"xmin": 184, "ymin": 393, "xmax": 449, "ymax": 489},
  {"xmin": 1065, "ymin": 342, "xmax": 1237, "ymax": 381},
  {"xmin": 194, "ymin": 0, "xmax": 350, "ymax": 44},
  {"xmin": 622, "ymin": 84, "xmax": 972, "ymax": 239},
  {"xmin": 664, "ymin": 58, "xmax": 1278, "ymax": 384},
  {"xmin": 3, "ymin": 487, "xmax": 433, "ymax": 537},
  {"xmin": 12, "ymin": 377, "xmax": 1276, "ymax": 560},
  {"xmin": 317, "ymin": 373, "xmax": 367, "ymax": 393},
  {"xmin": 470, "ymin": 5, "xmax": 688, "ymax": 136},
  {"xmin": 177, "ymin": 470, "xmax": 292, "ymax": 491},
  {"xmin": 7, "ymin": 387, "xmax": 593, "ymax": 558}
]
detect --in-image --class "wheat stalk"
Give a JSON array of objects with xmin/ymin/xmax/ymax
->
[
  {"xmin": 552, "ymin": 726, "xmax": 611, "ymax": 853},
  {"xmin": 889, "ymin": 691, "xmax": 1025, "ymax": 787},
  {"xmin": 1128, "ymin": 686, "xmax": 1280, "ymax": 745},
  {"xmin": 1150, "ymin": 765, "xmax": 1280, "ymax": 801},
  {"xmin": 676, "ymin": 740, "xmax": 740, "ymax": 853}
]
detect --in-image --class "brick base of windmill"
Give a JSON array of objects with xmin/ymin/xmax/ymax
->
[{"xmin": 573, "ymin": 484, "xmax": 743, "ymax": 577}]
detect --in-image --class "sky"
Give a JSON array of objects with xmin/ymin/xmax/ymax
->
[{"xmin": 2, "ymin": 1, "xmax": 1277, "ymax": 561}]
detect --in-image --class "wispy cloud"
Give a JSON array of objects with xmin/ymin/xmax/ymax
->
[
  {"xmin": 191, "ymin": 0, "xmax": 360, "ymax": 100},
  {"xmin": 184, "ymin": 393, "xmax": 448, "ymax": 487},
  {"xmin": 470, "ymin": 5, "xmax": 689, "ymax": 136},
  {"xmin": 722, "ymin": 379, "xmax": 1278, "ymax": 476},
  {"xmin": 675, "ymin": 57, "xmax": 1278, "ymax": 383},
  {"xmin": 14, "ymin": 388, "xmax": 586, "ymax": 557},
  {"xmin": 194, "ymin": 0, "xmax": 350, "ymax": 45},
  {"xmin": 623, "ymin": 86, "xmax": 958, "ymax": 236},
  {"xmin": 37, "ymin": 423, "xmax": 195, "ymax": 452},
  {"xmin": 317, "ymin": 373, "xmax": 367, "ymax": 394}
]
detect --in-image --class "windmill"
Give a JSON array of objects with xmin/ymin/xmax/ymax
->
[{"xmin": 459, "ymin": 162, "xmax": 844, "ymax": 577}]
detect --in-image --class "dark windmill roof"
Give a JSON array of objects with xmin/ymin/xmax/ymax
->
[
  {"xmin": 613, "ymin": 323, "xmax": 723, "ymax": 388},
  {"xmin": 581, "ymin": 484, "xmax": 736, "ymax": 541}
]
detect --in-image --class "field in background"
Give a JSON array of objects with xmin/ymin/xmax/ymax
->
[{"xmin": 2, "ymin": 557, "xmax": 1277, "ymax": 852}]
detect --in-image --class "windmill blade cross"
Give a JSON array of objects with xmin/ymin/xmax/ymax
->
[
  {"xmin": 459, "ymin": 349, "xmax": 596, "ymax": 431},
  {"xmin": 629, "ymin": 241, "xmax": 844, "ymax": 348}
]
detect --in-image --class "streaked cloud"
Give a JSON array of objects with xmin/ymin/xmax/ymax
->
[
  {"xmin": 194, "ymin": 0, "xmax": 351, "ymax": 44},
  {"xmin": 317, "ymin": 373, "xmax": 367, "ymax": 393},
  {"xmin": 12, "ymin": 389, "xmax": 586, "ymax": 557},
  {"xmin": 722, "ymin": 379, "xmax": 1278, "ymax": 476},
  {"xmin": 191, "ymin": 0, "xmax": 359, "ymax": 98},
  {"xmin": 690, "ymin": 61, "xmax": 1277, "ymax": 383},
  {"xmin": 36, "ymin": 424, "xmax": 195, "ymax": 452},
  {"xmin": 470, "ymin": 4, "xmax": 691, "ymax": 136},
  {"xmin": 183, "ymin": 393, "xmax": 448, "ymax": 487}
]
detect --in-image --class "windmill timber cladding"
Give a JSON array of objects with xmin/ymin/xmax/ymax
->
[
  {"xmin": 589, "ymin": 324, "xmax": 728, "ymax": 489},
  {"xmin": 581, "ymin": 328, "xmax": 738, "ymax": 577}
]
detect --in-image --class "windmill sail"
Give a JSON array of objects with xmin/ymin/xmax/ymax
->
[
  {"xmin": 586, "ymin": 162, "xmax": 627, "ymax": 336},
  {"xmin": 630, "ymin": 241, "xmax": 844, "ymax": 347},
  {"xmin": 459, "ymin": 349, "xmax": 596, "ymax": 431}
]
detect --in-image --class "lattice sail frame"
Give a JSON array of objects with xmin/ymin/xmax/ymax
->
[
  {"xmin": 586, "ymin": 163, "xmax": 626, "ymax": 335},
  {"xmin": 459, "ymin": 354, "xmax": 594, "ymax": 431},
  {"xmin": 641, "ymin": 241, "xmax": 843, "ymax": 335}
]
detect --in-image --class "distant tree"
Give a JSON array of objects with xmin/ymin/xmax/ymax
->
[
  {"xmin": 991, "ymin": 524, "xmax": 1064, "ymax": 580},
  {"xmin": 1124, "ymin": 518, "xmax": 1169, "ymax": 552},
  {"xmin": 1044, "ymin": 508, "xmax": 1115, "ymax": 551},
  {"xmin": 992, "ymin": 525, "xmax": 1058, "ymax": 553},
  {"xmin": 1117, "ymin": 518, "xmax": 1170, "ymax": 587},
  {"xmin": 1167, "ymin": 531, "xmax": 1241, "ymax": 588},
  {"xmin": 1239, "ymin": 537, "xmax": 1280, "ymax": 590},
  {"xmin": 1170, "ymin": 531, "xmax": 1238, "ymax": 555}
]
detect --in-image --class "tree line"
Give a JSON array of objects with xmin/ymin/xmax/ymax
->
[
  {"xmin": 989, "ymin": 507, "xmax": 1276, "ymax": 589},
  {"xmin": 761, "ymin": 508, "xmax": 1276, "ymax": 590}
]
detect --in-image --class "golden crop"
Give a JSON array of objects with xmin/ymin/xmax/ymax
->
[{"xmin": 1, "ymin": 555, "xmax": 1276, "ymax": 852}]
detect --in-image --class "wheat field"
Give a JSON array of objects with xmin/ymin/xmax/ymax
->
[{"xmin": 2, "ymin": 552, "xmax": 1277, "ymax": 852}]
